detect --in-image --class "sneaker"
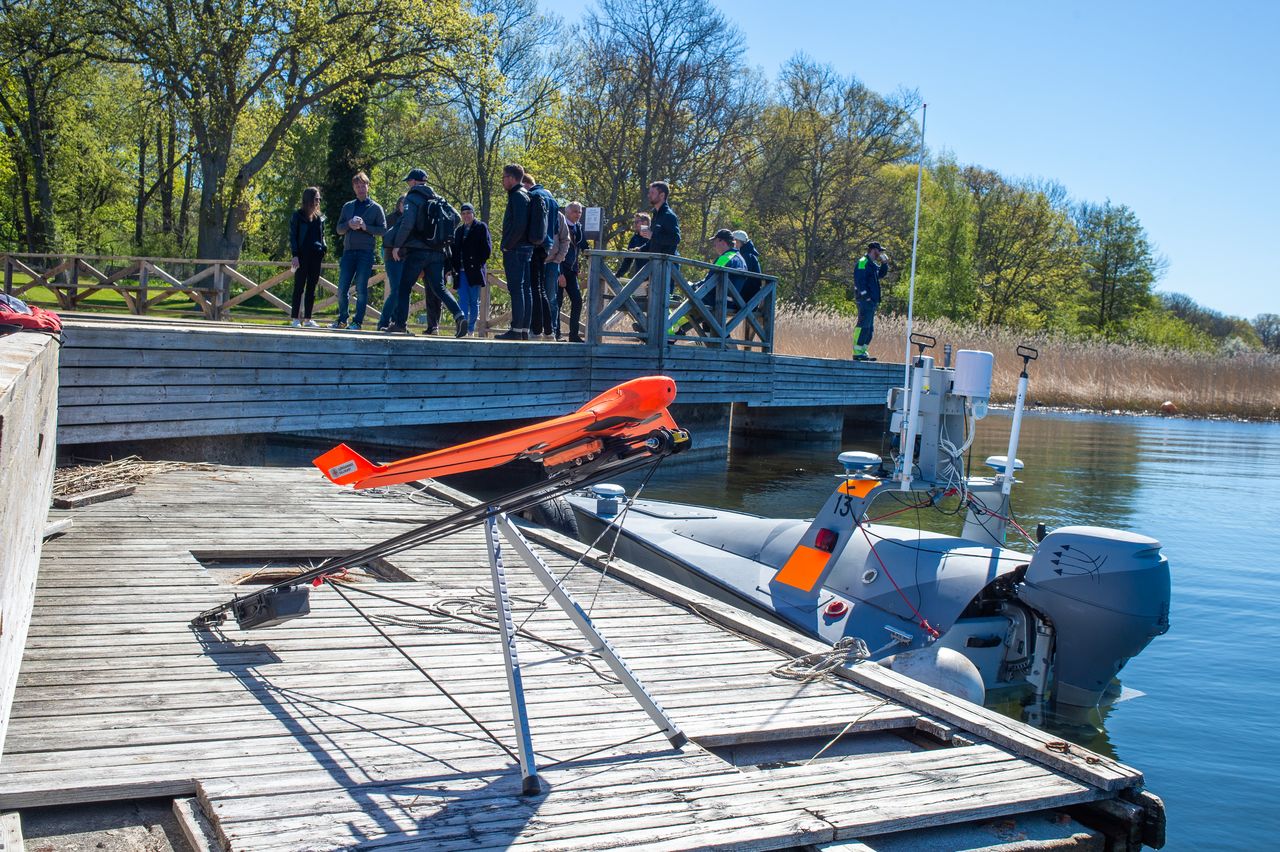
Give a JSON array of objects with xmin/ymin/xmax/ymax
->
[
  {"xmin": 495, "ymin": 329, "xmax": 522, "ymax": 341},
  {"xmin": 521, "ymin": 330, "xmax": 531, "ymax": 341},
  {"xmin": 303, "ymin": 319, "xmax": 319, "ymax": 328},
  {"xmin": 329, "ymin": 320, "xmax": 344, "ymax": 329},
  {"xmin": 387, "ymin": 323, "xmax": 413, "ymax": 335},
  {"xmin": 347, "ymin": 322, "xmax": 361, "ymax": 331},
  {"xmin": 425, "ymin": 326, "xmax": 439, "ymax": 335},
  {"xmin": 554, "ymin": 334, "xmax": 564, "ymax": 341},
  {"xmin": 289, "ymin": 319, "xmax": 301, "ymax": 327},
  {"xmin": 853, "ymin": 353, "xmax": 877, "ymax": 362},
  {"xmin": 454, "ymin": 314, "xmax": 468, "ymax": 338},
  {"xmin": 569, "ymin": 334, "xmax": 583, "ymax": 343},
  {"xmin": 540, "ymin": 333, "xmax": 554, "ymax": 341}
]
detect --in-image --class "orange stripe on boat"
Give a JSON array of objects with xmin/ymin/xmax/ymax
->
[
  {"xmin": 774, "ymin": 544, "xmax": 831, "ymax": 593},
  {"xmin": 839, "ymin": 479, "xmax": 880, "ymax": 498}
]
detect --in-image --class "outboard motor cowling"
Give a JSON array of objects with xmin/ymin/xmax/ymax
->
[{"xmin": 1017, "ymin": 526, "xmax": 1170, "ymax": 707}]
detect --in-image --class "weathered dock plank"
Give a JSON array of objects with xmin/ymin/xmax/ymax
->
[{"xmin": 0, "ymin": 465, "xmax": 1152, "ymax": 849}]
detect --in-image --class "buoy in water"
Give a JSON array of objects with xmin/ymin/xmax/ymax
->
[{"xmin": 880, "ymin": 646, "xmax": 985, "ymax": 705}]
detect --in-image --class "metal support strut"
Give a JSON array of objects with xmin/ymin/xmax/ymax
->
[{"xmin": 484, "ymin": 509, "xmax": 687, "ymax": 796}]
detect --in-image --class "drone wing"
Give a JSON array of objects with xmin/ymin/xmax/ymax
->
[{"xmin": 315, "ymin": 376, "xmax": 678, "ymax": 489}]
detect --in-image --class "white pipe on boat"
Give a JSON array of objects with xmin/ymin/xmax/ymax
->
[
  {"xmin": 902, "ymin": 104, "xmax": 927, "ymax": 397},
  {"xmin": 1002, "ymin": 372, "xmax": 1029, "ymax": 496}
]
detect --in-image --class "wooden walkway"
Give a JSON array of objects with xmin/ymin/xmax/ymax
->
[
  {"xmin": 0, "ymin": 465, "xmax": 1155, "ymax": 850},
  {"xmin": 56, "ymin": 315, "xmax": 900, "ymax": 446}
]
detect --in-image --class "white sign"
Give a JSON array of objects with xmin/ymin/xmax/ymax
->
[{"xmin": 584, "ymin": 206, "xmax": 603, "ymax": 236}]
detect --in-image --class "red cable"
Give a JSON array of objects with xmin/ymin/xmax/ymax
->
[{"xmin": 856, "ymin": 522, "xmax": 940, "ymax": 638}]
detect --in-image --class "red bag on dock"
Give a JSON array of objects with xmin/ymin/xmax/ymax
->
[{"xmin": 0, "ymin": 292, "xmax": 63, "ymax": 334}]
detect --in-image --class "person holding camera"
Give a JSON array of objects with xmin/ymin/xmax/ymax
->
[
  {"xmin": 333, "ymin": 171, "xmax": 386, "ymax": 330},
  {"xmin": 852, "ymin": 241, "xmax": 890, "ymax": 361}
]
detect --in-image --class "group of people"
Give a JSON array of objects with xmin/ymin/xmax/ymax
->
[
  {"xmin": 286, "ymin": 166, "xmax": 888, "ymax": 357},
  {"xmin": 285, "ymin": 166, "xmax": 590, "ymax": 341}
]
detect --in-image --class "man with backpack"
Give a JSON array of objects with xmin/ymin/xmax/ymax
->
[
  {"xmin": 522, "ymin": 173, "xmax": 560, "ymax": 339},
  {"xmin": 386, "ymin": 168, "xmax": 466, "ymax": 337},
  {"xmin": 496, "ymin": 163, "xmax": 537, "ymax": 340}
]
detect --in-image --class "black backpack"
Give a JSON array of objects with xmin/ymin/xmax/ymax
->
[
  {"xmin": 525, "ymin": 191, "xmax": 549, "ymax": 248},
  {"xmin": 412, "ymin": 197, "xmax": 458, "ymax": 250}
]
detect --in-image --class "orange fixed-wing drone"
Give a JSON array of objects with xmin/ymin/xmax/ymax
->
[
  {"xmin": 315, "ymin": 375, "xmax": 681, "ymax": 490},
  {"xmin": 193, "ymin": 376, "xmax": 689, "ymax": 630}
]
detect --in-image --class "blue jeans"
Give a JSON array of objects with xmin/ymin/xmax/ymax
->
[
  {"xmin": 538, "ymin": 260, "xmax": 561, "ymax": 336},
  {"xmin": 503, "ymin": 247, "xmax": 533, "ymax": 331},
  {"xmin": 394, "ymin": 249, "xmax": 459, "ymax": 327},
  {"xmin": 336, "ymin": 249, "xmax": 373, "ymax": 325},
  {"xmin": 380, "ymin": 254, "xmax": 402, "ymax": 329},
  {"xmin": 458, "ymin": 269, "xmax": 482, "ymax": 333}
]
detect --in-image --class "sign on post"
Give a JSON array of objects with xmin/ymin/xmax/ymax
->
[{"xmin": 584, "ymin": 207, "xmax": 604, "ymax": 247}]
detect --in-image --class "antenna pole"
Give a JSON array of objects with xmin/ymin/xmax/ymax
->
[{"xmin": 902, "ymin": 103, "xmax": 927, "ymax": 389}]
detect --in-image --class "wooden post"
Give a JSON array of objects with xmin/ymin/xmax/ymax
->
[
  {"xmin": 213, "ymin": 263, "xmax": 226, "ymax": 320},
  {"xmin": 716, "ymin": 268, "xmax": 728, "ymax": 350},
  {"xmin": 765, "ymin": 280, "xmax": 777, "ymax": 354},
  {"xmin": 478, "ymin": 275, "xmax": 491, "ymax": 338},
  {"xmin": 137, "ymin": 261, "xmax": 150, "ymax": 316},
  {"xmin": 586, "ymin": 252, "xmax": 602, "ymax": 346},
  {"xmin": 3, "ymin": 255, "xmax": 11, "ymax": 296},
  {"xmin": 646, "ymin": 257, "xmax": 667, "ymax": 350},
  {"xmin": 68, "ymin": 256, "xmax": 79, "ymax": 310}
]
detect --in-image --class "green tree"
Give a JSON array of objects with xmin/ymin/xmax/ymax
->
[
  {"xmin": 1075, "ymin": 200, "xmax": 1164, "ymax": 334},
  {"xmin": 1254, "ymin": 313, "xmax": 1280, "ymax": 353},
  {"xmin": 966, "ymin": 168, "xmax": 1080, "ymax": 326},
  {"xmin": 746, "ymin": 55, "xmax": 917, "ymax": 305},
  {"xmin": 321, "ymin": 96, "xmax": 372, "ymax": 252},
  {"xmin": 912, "ymin": 156, "xmax": 976, "ymax": 320},
  {"xmin": 95, "ymin": 0, "xmax": 476, "ymax": 259},
  {"xmin": 0, "ymin": 0, "xmax": 87, "ymax": 250}
]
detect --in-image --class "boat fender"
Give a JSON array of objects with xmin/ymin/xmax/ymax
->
[{"xmin": 880, "ymin": 646, "xmax": 985, "ymax": 705}]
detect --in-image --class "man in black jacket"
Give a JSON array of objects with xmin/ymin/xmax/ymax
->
[
  {"xmin": 387, "ymin": 169, "xmax": 466, "ymax": 337},
  {"xmin": 646, "ymin": 181, "xmax": 681, "ymax": 256},
  {"xmin": 557, "ymin": 202, "xmax": 588, "ymax": 342},
  {"xmin": 450, "ymin": 203, "xmax": 491, "ymax": 336},
  {"xmin": 852, "ymin": 241, "xmax": 890, "ymax": 361},
  {"xmin": 497, "ymin": 163, "xmax": 534, "ymax": 340}
]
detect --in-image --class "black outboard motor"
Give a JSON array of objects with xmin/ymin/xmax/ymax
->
[{"xmin": 1017, "ymin": 526, "xmax": 1171, "ymax": 707}]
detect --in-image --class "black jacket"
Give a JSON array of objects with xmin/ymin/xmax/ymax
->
[
  {"xmin": 451, "ymin": 219, "xmax": 492, "ymax": 285},
  {"xmin": 615, "ymin": 232, "xmax": 650, "ymax": 278},
  {"xmin": 738, "ymin": 240, "xmax": 761, "ymax": 275},
  {"xmin": 853, "ymin": 254, "xmax": 888, "ymax": 304},
  {"xmin": 501, "ymin": 184, "xmax": 533, "ymax": 252},
  {"xmin": 289, "ymin": 210, "xmax": 326, "ymax": 257},
  {"xmin": 648, "ymin": 202, "xmax": 681, "ymax": 255},
  {"xmin": 392, "ymin": 184, "xmax": 455, "ymax": 252},
  {"xmin": 563, "ymin": 220, "xmax": 586, "ymax": 274}
]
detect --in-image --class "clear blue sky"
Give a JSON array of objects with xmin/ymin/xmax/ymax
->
[{"xmin": 546, "ymin": 0, "xmax": 1277, "ymax": 319}]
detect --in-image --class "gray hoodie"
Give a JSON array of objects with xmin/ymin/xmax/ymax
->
[{"xmin": 336, "ymin": 197, "xmax": 387, "ymax": 253}]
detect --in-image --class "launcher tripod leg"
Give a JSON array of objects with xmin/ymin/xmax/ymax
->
[
  {"xmin": 484, "ymin": 511, "xmax": 542, "ymax": 795},
  {"xmin": 496, "ymin": 512, "xmax": 687, "ymax": 749}
]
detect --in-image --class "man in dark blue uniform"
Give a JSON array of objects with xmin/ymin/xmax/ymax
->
[{"xmin": 852, "ymin": 241, "xmax": 889, "ymax": 361}]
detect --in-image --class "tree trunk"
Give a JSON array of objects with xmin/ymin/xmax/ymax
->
[
  {"xmin": 135, "ymin": 129, "xmax": 148, "ymax": 247},
  {"xmin": 177, "ymin": 144, "xmax": 193, "ymax": 246},
  {"xmin": 195, "ymin": 150, "xmax": 248, "ymax": 260},
  {"xmin": 21, "ymin": 70, "xmax": 54, "ymax": 253},
  {"xmin": 160, "ymin": 118, "xmax": 174, "ymax": 234}
]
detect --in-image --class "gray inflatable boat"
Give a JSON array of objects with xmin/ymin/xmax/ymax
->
[{"xmin": 567, "ymin": 346, "xmax": 1170, "ymax": 710}]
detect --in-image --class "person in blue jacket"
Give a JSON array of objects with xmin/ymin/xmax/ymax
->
[{"xmin": 852, "ymin": 241, "xmax": 889, "ymax": 361}]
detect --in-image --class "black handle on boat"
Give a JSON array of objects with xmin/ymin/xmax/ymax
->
[
  {"xmin": 910, "ymin": 332, "xmax": 936, "ymax": 357},
  {"xmin": 1016, "ymin": 344, "xmax": 1038, "ymax": 379}
]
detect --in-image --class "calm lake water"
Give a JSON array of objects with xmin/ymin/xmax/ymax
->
[{"xmin": 625, "ymin": 409, "xmax": 1280, "ymax": 850}]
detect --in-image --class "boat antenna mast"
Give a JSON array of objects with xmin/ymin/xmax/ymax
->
[{"xmin": 896, "ymin": 102, "xmax": 928, "ymax": 491}]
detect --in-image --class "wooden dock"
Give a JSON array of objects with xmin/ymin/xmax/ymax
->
[
  {"xmin": 55, "ymin": 315, "xmax": 900, "ymax": 448},
  {"xmin": 0, "ymin": 465, "xmax": 1163, "ymax": 850}
]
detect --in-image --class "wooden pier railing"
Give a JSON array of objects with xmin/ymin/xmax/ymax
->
[{"xmin": 3, "ymin": 250, "xmax": 777, "ymax": 350}]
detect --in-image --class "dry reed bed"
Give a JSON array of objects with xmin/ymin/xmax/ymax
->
[{"xmin": 774, "ymin": 308, "xmax": 1280, "ymax": 419}]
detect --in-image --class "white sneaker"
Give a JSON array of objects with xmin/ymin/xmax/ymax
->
[
  {"xmin": 289, "ymin": 319, "xmax": 301, "ymax": 327},
  {"xmin": 540, "ymin": 333, "xmax": 553, "ymax": 341},
  {"xmin": 303, "ymin": 319, "xmax": 319, "ymax": 328}
]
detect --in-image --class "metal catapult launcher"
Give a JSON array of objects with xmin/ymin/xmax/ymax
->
[{"xmin": 191, "ymin": 376, "xmax": 691, "ymax": 631}]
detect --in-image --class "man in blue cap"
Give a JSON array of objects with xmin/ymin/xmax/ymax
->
[
  {"xmin": 385, "ymin": 168, "xmax": 466, "ymax": 337},
  {"xmin": 852, "ymin": 241, "xmax": 889, "ymax": 361}
]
